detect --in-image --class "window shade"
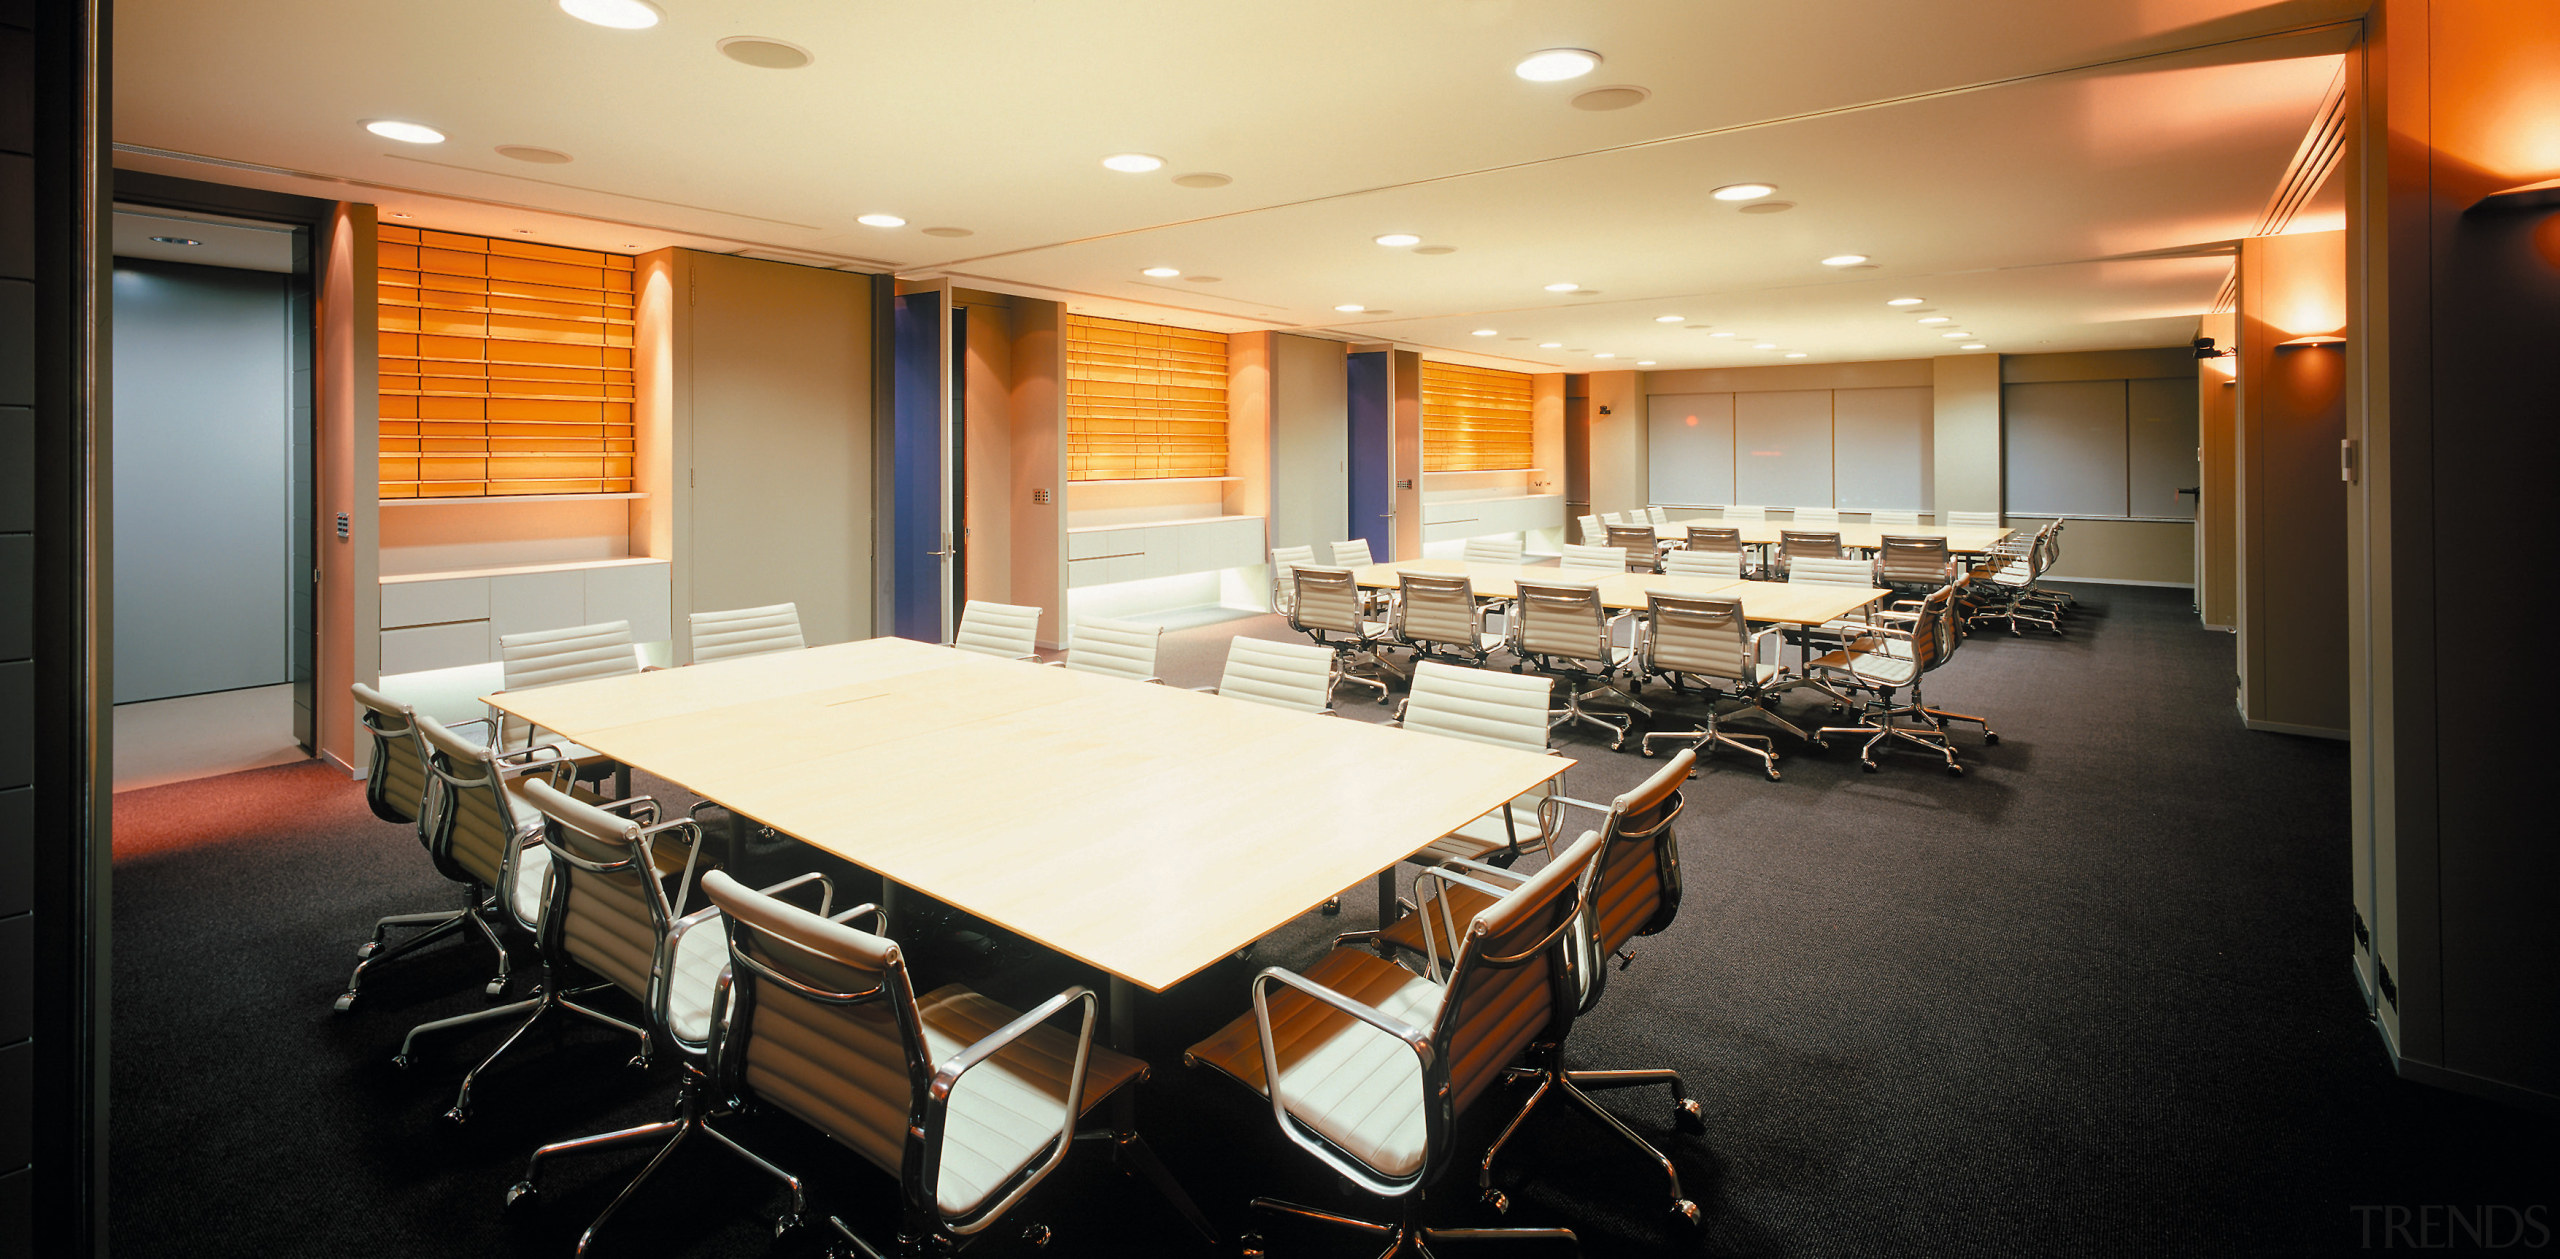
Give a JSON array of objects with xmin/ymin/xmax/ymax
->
[
  {"xmin": 376, "ymin": 225, "xmax": 636, "ymax": 498},
  {"xmin": 1421, "ymin": 361, "xmax": 1533, "ymax": 472},
  {"xmin": 1065, "ymin": 314, "xmax": 1227, "ymax": 481}
]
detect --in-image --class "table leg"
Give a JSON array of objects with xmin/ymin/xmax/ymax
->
[
  {"xmin": 1102, "ymin": 975, "xmax": 1218, "ymax": 1246},
  {"xmin": 1377, "ymin": 868, "xmax": 1397, "ymax": 936}
]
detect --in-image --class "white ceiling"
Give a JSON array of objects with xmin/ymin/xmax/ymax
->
[
  {"xmin": 112, "ymin": 206, "xmax": 299, "ymax": 272},
  {"xmin": 112, "ymin": 0, "xmax": 2364, "ymax": 368}
]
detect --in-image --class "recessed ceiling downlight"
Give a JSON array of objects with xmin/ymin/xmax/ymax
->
[
  {"xmin": 1886, "ymin": 297, "xmax": 1925, "ymax": 306},
  {"xmin": 1962, "ymin": 344, "xmax": 1988, "ymax": 350},
  {"xmin": 1334, "ymin": 304, "xmax": 1366, "ymax": 313},
  {"xmin": 921, "ymin": 226, "xmax": 973, "ymax": 238},
  {"xmin": 497, "ymin": 145, "xmax": 573, "ymax": 164},
  {"xmin": 1412, "ymin": 245, "xmax": 1458, "ymax": 256},
  {"xmin": 1539, "ymin": 342, "xmax": 1563, "ymax": 348},
  {"xmin": 1543, "ymin": 282, "xmax": 1580, "ymax": 293},
  {"xmin": 364, "ymin": 119, "xmax": 445, "ymax": 144},
  {"xmin": 1514, "ymin": 49, "xmax": 1600, "ymax": 82},
  {"xmin": 1710, "ymin": 182, "xmax": 1776, "ymax": 202},
  {"xmin": 1737, "ymin": 201, "xmax": 1794, "ymax": 215},
  {"xmin": 1374, "ymin": 233, "xmax": 1421, "ymax": 247},
  {"xmin": 1710, "ymin": 332, "xmax": 1735, "ymax": 338},
  {"xmin": 1820, "ymin": 254, "xmax": 1869, "ymax": 267},
  {"xmin": 559, "ymin": 0, "xmax": 661, "ymax": 30},
  {"xmin": 1784, "ymin": 352, "xmax": 1808, "ymax": 358},
  {"xmin": 856, "ymin": 214, "xmax": 906, "ymax": 228},
  {"xmin": 1942, "ymin": 331, "xmax": 1971, "ymax": 338},
  {"xmin": 1594, "ymin": 353, "xmax": 1616, "ymax": 359},
  {"xmin": 1638, "ymin": 360, "xmax": 1657, "ymax": 366},
  {"xmin": 1754, "ymin": 342, "xmax": 1777, "ymax": 350},
  {"xmin": 1918, "ymin": 316, "xmax": 1951, "ymax": 325},
  {"xmin": 1473, "ymin": 329, "xmax": 1499, "ymax": 337},
  {"xmin": 1103, "ymin": 153, "xmax": 1165, "ymax": 173},
  {"xmin": 1655, "ymin": 315, "xmax": 1684, "ymax": 323},
  {"xmin": 149, "ymin": 235, "xmax": 200, "ymax": 246},
  {"xmin": 1142, "ymin": 266, "xmax": 1181, "ymax": 278},
  {"xmin": 718, "ymin": 36, "xmax": 812, "ymax": 68},
  {"xmin": 1172, "ymin": 172, "xmax": 1231, "ymax": 188}
]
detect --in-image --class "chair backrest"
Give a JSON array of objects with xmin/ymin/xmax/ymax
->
[
  {"xmin": 1330, "ymin": 539, "xmax": 1377, "ymax": 568},
  {"xmin": 522, "ymin": 776, "xmax": 674, "ymax": 1009},
  {"xmin": 700, "ymin": 867, "xmax": 923, "ymax": 1187},
  {"xmin": 1792, "ymin": 508, "xmax": 1839, "ymax": 526},
  {"xmin": 1684, "ymin": 524, "xmax": 1743, "ymax": 553},
  {"xmin": 353, "ymin": 682, "xmax": 430, "ymax": 828},
  {"xmin": 1394, "ymin": 573, "xmax": 1480, "ymax": 652},
  {"xmin": 1578, "ymin": 750, "xmax": 1689, "ymax": 1010},
  {"xmin": 1788, "ymin": 556, "xmax": 1876, "ymax": 588},
  {"xmin": 1878, "ymin": 535, "xmax": 1951, "ymax": 587},
  {"xmin": 1723, "ymin": 505, "xmax": 1766, "ymax": 521},
  {"xmin": 1216, "ymin": 636, "xmax": 1335, "ymax": 715},
  {"xmin": 1604, "ymin": 524, "xmax": 1659, "ymax": 572},
  {"xmin": 1431, "ymin": 831, "xmax": 1599, "ymax": 1115},
  {"xmin": 1270, "ymin": 544, "xmax": 1318, "ymax": 613},
  {"xmin": 1945, "ymin": 510, "xmax": 2001, "ymax": 528},
  {"xmin": 1399, "ymin": 660, "xmax": 1551, "ymax": 756},
  {"xmin": 1870, "ymin": 509, "xmax": 1922, "ymax": 527},
  {"xmin": 498, "ymin": 620, "xmax": 638, "ymax": 749},
  {"xmin": 1779, "ymin": 530, "xmax": 1841, "ymax": 561},
  {"xmin": 1559, "ymin": 543, "xmax": 1624, "ymax": 574},
  {"xmin": 1640, "ymin": 593, "xmax": 1756, "ymax": 686},
  {"xmin": 1461, "ymin": 536, "xmax": 1523, "ymax": 565},
  {"xmin": 1577, "ymin": 515, "xmax": 1603, "ymax": 546},
  {"xmin": 1513, "ymin": 580, "xmax": 1612, "ymax": 664},
  {"xmin": 1904, "ymin": 585, "xmax": 1958, "ymax": 675},
  {"xmin": 689, "ymin": 603, "xmax": 805, "ymax": 664},
  {"xmin": 416, "ymin": 712, "xmax": 533, "ymax": 895},
  {"xmin": 954, "ymin": 600, "xmax": 1041, "ymax": 659},
  {"xmin": 1662, "ymin": 548, "xmax": 1743, "ymax": 581},
  {"xmin": 1645, "ymin": 506, "xmax": 1672, "ymax": 526},
  {"xmin": 1063, "ymin": 615, "xmax": 1161, "ymax": 682},
  {"xmin": 1288, "ymin": 565, "xmax": 1367, "ymax": 637}
]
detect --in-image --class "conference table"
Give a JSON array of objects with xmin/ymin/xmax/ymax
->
[
  {"xmin": 482, "ymin": 634, "xmax": 1569, "ymax": 1239},
  {"xmin": 1354, "ymin": 557, "xmax": 1891, "ymax": 624},
  {"xmin": 1648, "ymin": 519, "xmax": 2014, "ymax": 553}
]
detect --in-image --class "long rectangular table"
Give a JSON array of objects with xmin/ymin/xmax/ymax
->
[
  {"xmin": 1650, "ymin": 520, "xmax": 2013, "ymax": 553},
  {"xmin": 1355, "ymin": 558, "xmax": 1890, "ymax": 625}
]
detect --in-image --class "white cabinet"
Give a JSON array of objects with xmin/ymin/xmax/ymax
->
[
  {"xmin": 1064, "ymin": 516, "xmax": 1266, "ymax": 588},
  {"xmin": 378, "ymin": 558, "xmax": 672, "ymax": 677},
  {"xmin": 1421, "ymin": 495, "xmax": 1564, "ymax": 544}
]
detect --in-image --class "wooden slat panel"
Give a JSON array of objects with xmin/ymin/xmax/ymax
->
[
  {"xmin": 375, "ymin": 224, "xmax": 639, "ymax": 496},
  {"xmin": 1064, "ymin": 313, "xmax": 1228, "ymax": 482},
  {"xmin": 1421, "ymin": 361, "xmax": 1535, "ymax": 473}
]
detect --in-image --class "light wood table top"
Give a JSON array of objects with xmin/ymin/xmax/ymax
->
[
  {"xmin": 486, "ymin": 636, "xmax": 1569, "ymax": 993},
  {"xmin": 1355, "ymin": 559, "xmax": 1885, "ymax": 620},
  {"xmin": 1653, "ymin": 520, "xmax": 2012, "ymax": 552}
]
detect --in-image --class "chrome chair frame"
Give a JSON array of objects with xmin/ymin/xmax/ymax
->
[
  {"xmin": 338, "ymin": 684, "xmax": 502, "ymax": 1012},
  {"xmin": 1773, "ymin": 529, "xmax": 1842, "ymax": 580},
  {"xmin": 1813, "ymin": 585, "xmax": 1995, "ymax": 774},
  {"xmin": 1634, "ymin": 592, "xmax": 1811, "ymax": 780},
  {"xmin": 1391, "ymin": 571, "xmax": 1504, "ymax": 668},
  {"xmin": 1269, "ymin": 544, "xmax": 1318, "ymax": 617},
  {"xmin": 1605, "ymin": 523, "xmax": 1661, "ymax": 574},
  {"xmin": 1288, "ymin": 564, "xmax": 1400, "ymax": 702}
]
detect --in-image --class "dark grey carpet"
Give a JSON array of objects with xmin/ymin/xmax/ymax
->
[{"xmin": 108, "ymin": 585, "xmax": 2557, "ymax": 1257}]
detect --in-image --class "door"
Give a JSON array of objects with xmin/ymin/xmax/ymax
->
[
  {"xmin": 1346, "ymin": 351, "xmax": 1392, "ymax": 560},
  {"xmin": 111, "ymin": 259, "xmax": 296, "ymax": 703},
  {"xmin": 890, "ymin": 289, "xmax": 958, "ymax": 642}
]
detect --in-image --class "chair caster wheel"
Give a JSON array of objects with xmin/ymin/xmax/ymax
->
[
  {"xmin": 1861, "ymin": 761, "xmax": 1879, "ymax": 773},
  {"xmin": 1675, "ymin": 1097, "xmax": 1706, "ymax": 1132},
  {"xmin": 772, "ymin": 1213, "xmax": 804, "ymax": 1240},
  {"xmin": 626, "ymin": 1054, "xmax": 652, "ymax": 1073},
  {"xmin": 1238, "ymin": 1232, "xmax": 1268, "ymax": 1259},
  {"xmin": 1320, "ymin": 896, "xmax": 1343, "ymax": 915},
  {"xmin": 390, "ymin": 1054, "xmax": 413, "ymax": 1071},
  {"xmin": 1810, "ymin": 738, "xmax": 1829, "ymax": 752},
  {"xmin": 1483, "ymin": 1188, "xmax": 1510, "ymax": 1214},
  {"xmin": 1984, "ymin": 732, "xmax": 2000, "ymax": 745},
  {"xmin": 1021, "ymin": 1222, "xmax": 1052, "ymax": 1248},
  {"xmin": 1673, "ymin": 1199, "xmax": 1703, "ymax": 1228},
  {"xmin": 1947, "ymin": 763, "xmax": 1965, "ymax": 777},
  {"xmin": 1764, "ymin": 768, "xmax": 1781, "ymax": 782},
  {"xmin": 334, "ymin": 990, "xmax": 359, "ymax": 1014},
  {"xmin": 356, "ymin": 940, "xmax": 382, "ymax": 960},
  {"xmin": 484, "ymin": 978, "xmax": 508, "ymax": 999},
  {"xmin": 443, "ymin": 1104, "xmax": 470, "ymax": 1126},
  {"xmin": 505, "ymin": 1180, "xmax": 537, "ymax": 1211}
]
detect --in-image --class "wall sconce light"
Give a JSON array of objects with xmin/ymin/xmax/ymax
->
[
  {"xmin": 2472, "ymin": 176, "xmax": 2560, "ymax": 212},
  {"xmin": 2278, "ymin": 334, "xmax": 2347, "ymax": 348}
]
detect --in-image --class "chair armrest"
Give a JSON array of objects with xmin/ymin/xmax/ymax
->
[
  {"xmin": 659, "ymin": 901, "xmax": 730, "ymax": 1051},
  {"xmin": 758, "ymin": 871, "xmax": 835, "ymax": 919},
  {"xmin": 1412, "ymin": 863, "xmax": 1526, "ymax": 980},
  {"xmin": 1250, "ymin": 967, "xmax": 1437, "ymax": 1195},
  {"xmin": 827, "ymin": 901, "xmax": 885, "ymax": 933},
  {"xmin": 923, "ymin": 986, "xmax": 1097, "ymax": 1230},
  {"xmin": 595, "ymin": 794, "xmax": 663, "ymax": 826},
  {"xmin": 1190, "ymin": 685, "xmax": 1221, "ymax": 694},
  {"xmin": 1389, "ymin": 698, "xmax": 1410, "ymax": 727},
  {"xmin": 637, "ymin": 816, "xmax": 706, "ymax": 916}
]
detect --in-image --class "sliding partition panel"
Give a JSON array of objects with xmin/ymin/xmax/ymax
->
[
  {"xmin": 2004, "ymin": 380, "xmax": 2130, "ymax": 517},
  {"xmin": 1644, "ymin": 392, "xmax": 1734, "ymax": 506},
  {"xmin": 2128, "ymin": 376, "xmax": 2202, "ymax": 521},
  {"xmin": 1732, "ymin": 389, "xmax": 1832, "ymax": 508},
  {"xmin": 1831, "ymin": 386, "xmax": 1932, "ymax": 511}
]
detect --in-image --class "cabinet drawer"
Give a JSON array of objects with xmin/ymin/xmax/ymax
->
[
  {"xmin": 382, "ymin": 621, "xmax": 491, "ymax": 674},
  {"xmin": 487, "ymin": 570, "xmax": 588, "ymax": 642},
  {"xmin": 381, "ymin": 577, "xmax": 488, "ymax": 629}
]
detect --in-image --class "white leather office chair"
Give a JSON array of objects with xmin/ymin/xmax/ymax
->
[
  {"xmin": 953, "ymin": 599, "xmax": 1042, "ymax": 660},
  {"xmin": 1605, "ymin": 523, "xmax": 1662, "ymax": 573},
  {"xmin": 1376, "ymin": 753, "xmax": 1707, "ymax": 1225},
  {"xmin": 1646, "ymin": 506, "xmax": 1673, "ymax": 527},
  {"xmin": 1559, "ymin": 543, "xmax": 1625, "ymax": 575},
  {"xmin": 1057, "ymin": 614, "xmax": 1163, "ymax": 683},
  {"xmin": 1393, "ymin": 661, "xmax": 1565, "ymax": 866},
  {"xmin": 1184, "ymin": 832, "xmax": 1604, "ymax": 1257},
  {"xmin": 1511, "ymin": 580, "xmax": 1649, "ymax": 749},
  {"xmin": 1724, "ymin": 505, "xmax": 1767, "ymax": 522},
  {"xmin": 1202, "ymin": 635, "xmax": 1336, "ymax": 715},
  {"xmin": 1662, "ymin": 548, "xmax": 1743, "ymax": 581},
  {"xmin": 1878, "ymin": 535, "xmax": 1958, "ymax": 597},
  {"xmin": 1870, "ymin": 509, "xmax": 1922, "ymax": 527},
  {"xmin": 1636, "ymin": 592, "xmax": 1807, "ymax": 779},
  {"xmin": 1785, "ymin": 554, "xmax": 1886, "ymax": 661},
  {"xmin": 1945, "ymin": 510, "xmax": 2002, "ymax": 528},
  {"xmin": 339, "ymin": 684, "xmax": 491, "ymax": 1012},
  {"xmin": 675, "ymin": 869, "xmax": 1155, "ymax": 1257},
  {"xmin": 1391, "ymin": 571, "xmax": 1505, "ymax": 668},
  {"xmin": 1287, "ymin": 565, "xmax": 1397, "ymax": 703},
  {"xmin": 1813, "ymin": 585, "xmax": 1993, "ymax": 774},
  {"xmin": 1793, "ymin": 507, "xmax": 1839, "ymax": 526},
  {"xmin": 1577, "ymin": 514, "xmax": 1604, "ymax": 546},
  {"xmin": 1462, "ymin": 536, "xmax": 1524, "ymax": 565},
  {"xmin": 498, "ymin": 619, "xmax": 639, "ymax": 795},
  {"xmin": 1269, "ymin": 544, "xmax": 1318, "ymax": 615},
  {"xmin": 687, "ymin": 602, "xmax": 804, "ymax": 664},
  {"xmin": 1331, "ymin": 538, "xmax": 1379, "ymax": 568},
  {"xmin": 1772, "ymin": 529, "xmax": 1842, "ymax": 580},
  {"xmin": 1601, "ymin": 510, "xmax": 1627, "ymax": 527}
]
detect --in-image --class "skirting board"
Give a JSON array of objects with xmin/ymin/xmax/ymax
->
[
  {"xmin": 2244, "ymin": 716, "xmax": 2349, "ymax": 740},
  {"xmin": 326, "ymin": 748, "xmax": 364, "ymax": 780},
  {"xmin": 2377, "ymin": 1023, "xmax": 2560, "ymax": 1120},
  {"xmin": 2044, "ymin": 576, "xmax": 2196, "ymax": 589}
]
